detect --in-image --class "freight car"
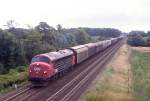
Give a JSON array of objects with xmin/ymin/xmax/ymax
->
[
  {"xmin": 85, "ymin": 43, "xmax": 96, "ymax": 57},
  {"xmin": 95, "ymin": 41, "xmax": 104, "ymax": 53},
  {"xmin": 68, "ymin": 45, "xmax": 88, "ymax": 64},
  {"xmin": 28, "ymin": 36, "xmax": 123, "ymax": 86}
]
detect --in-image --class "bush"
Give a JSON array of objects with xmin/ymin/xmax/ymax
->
[
  {"xmin": 0, "ymin": 68, "xmax": 27, "ymax": 93},
  {"xmin": 17, "ymin": 66, "xmax": 26, "ymax": 72}
]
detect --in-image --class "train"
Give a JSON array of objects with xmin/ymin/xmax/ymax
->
[{"xmin": 28, "ymin": 36, "xmax": 123, "ymax": 86}]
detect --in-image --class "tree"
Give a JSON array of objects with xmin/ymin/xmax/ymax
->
[
  {"xmin": 74, "ymin": 29, "xmax": 92, "ymax": 44},
  {"xmin": 0, "ymin": 22, "xmax": 99, "ymax": 74},
  {"xmin": 146, "ymin": 37, "xmax": 150, "ymax": 46},
  {"xmin": 4, "ymin": 20, "xmax": 18, "ymax": 29},
  {"xmin": 35, "ymin": 22, "xmax": 55, "ymax": 33},
  {"xmin": 127, "ymin": 34, "xmax": 146, "ymax": 46},
  {"xmin": 129, "ymin": 31, "xmax": 146, "ymax": 37},
  {"xmin": 81, "ymin": 28, "xmax": 122, "ymax": 37},
  {"xmin": 35, "ymin": 22, "xmax": 53, "ymax": 51},
  {"xmin": 0, "ymin": 63, "xmax": 5, "ymax": 74},
  {"xmin": 0, "ymin": 30, "xmax": 27, "ymax": 70},
  {"xmin": 56, "ymin": 24, "xmax": 63, "ymax": 32},
  {"xmin": 147, "ymin": 31, "xmax": 150, "ymax": 36}
]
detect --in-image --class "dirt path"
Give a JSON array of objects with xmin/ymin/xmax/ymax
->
[{"xmin": 80, "ymin": 44, "xmax": 132, "ymax": 101}]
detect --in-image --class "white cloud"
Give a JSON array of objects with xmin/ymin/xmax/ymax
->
[{"xmin": 0, "ymin": 0, "xmax": 150, "ymax": 32}]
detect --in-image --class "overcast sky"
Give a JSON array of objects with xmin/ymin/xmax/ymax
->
[{"xmin": 0, "ymin": 0, "xmax": 150, "ymax": 32}]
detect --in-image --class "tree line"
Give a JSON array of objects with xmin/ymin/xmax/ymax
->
[
  {"xmin": 0, "ymin": 21, "xmax": 123, "ymax": 74},
  {"xmin": 127, "ymin": 31, "xmax": 150, "ymax": 46}
]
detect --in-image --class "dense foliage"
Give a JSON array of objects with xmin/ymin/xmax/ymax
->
[
  {"xmin": 127, "ymin": 31, "xmax": 150, "ymax": 46},
  {"xmin": 0, "ymin": 22, "xmax": 93, "ymax": 74},
  {"xmin": 64, "ymin": 28, "xmax": 122, "ymax": 38},
  {"xmin": 0, "ymin": 68, "xmax": 27, "ymax": 93},
  {"xmin": 0, "ymin": 21, "xmax": 123, "ymax": 74}
]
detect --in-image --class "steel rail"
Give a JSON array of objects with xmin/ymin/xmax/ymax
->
[{"xmin": 46, "ymin": 40, "xmax": 122, "ymax": 101}]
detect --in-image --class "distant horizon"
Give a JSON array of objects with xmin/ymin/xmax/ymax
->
[
  {"xmin": 0, "ymin": 0, "xmax": 150, "ymax": 33},
  {"xmin": 1, "ymin": 21, "xmax": 149, "ymax": 33}
]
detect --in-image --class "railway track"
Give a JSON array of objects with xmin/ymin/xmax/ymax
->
[
  {"xmin": 1, "ymin": 86, "xmax": 44, "ymax": 101},
  {"xmin": 3, "ymin": 87, "xmax": 31, "ymax": 101},
  {"xmin": 46, "ymin": 40, "xmax": 123, "ymax": 101},
  {"xmin": 0, "ymin": 40, "xmax": 123, "ymax": 101},
  {"xmin": 0, "ymin": 83, "xmax": 31, "ymax": 100}
]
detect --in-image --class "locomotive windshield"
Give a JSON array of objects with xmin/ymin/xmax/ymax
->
[{"xmin": 31, "ymin": 56, "xmax": 49, "ymax": 63}]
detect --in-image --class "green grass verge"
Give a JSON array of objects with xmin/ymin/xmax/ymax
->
[
  {"xmin": 130, "ymin": 50, "xmax": 150, "ymax": 101},
  {"xmin": 82, "ymin": 67, "xmax": 116, "ymax": 101},
  {"xmin": 0, "ymin": 67, "xmax": 28, "ymax": 94}
]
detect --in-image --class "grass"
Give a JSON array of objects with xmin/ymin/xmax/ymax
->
[
  {"xmin": 82, "ymin": 69, "xmax": 112, "ymax": 101},
  {"xmin": 81, "ymin": 45, "xmax": 132, "ymax": 101},
  {"xmin": 130, "ymin": 50, "xmax": 150, "ymax": 101},
  {"xmin": 0, "ymin": 67, "xmax": 28, "ymax": 94},
  {"xmin": 81, "ymin": 47, "xmax": 150, "ymax": 101},
  {"xmin": 82, "ymin": 65, "xmax": 130, "ymax": 101}
]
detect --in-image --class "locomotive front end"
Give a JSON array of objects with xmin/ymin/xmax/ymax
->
[{"xmin": 29, "ymin": 55, "xmax": 54, "ymax": 84}]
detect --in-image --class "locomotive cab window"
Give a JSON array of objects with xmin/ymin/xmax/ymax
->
[{"xmin": 31, "ymin": 56, "xmax": 50, "ymax": 63}]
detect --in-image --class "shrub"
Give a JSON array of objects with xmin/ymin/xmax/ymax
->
[
  {"xmin": 0, "ymin": 68, "xmax": 27, "ymax": 93},
  {"xmin": 17, "ymin": 66, "xmax": 26, "ymax": 72}
]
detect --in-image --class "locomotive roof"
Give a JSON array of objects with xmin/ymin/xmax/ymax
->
[{"xmin": 41, "ymin": 49, "xmax": 73, "ymax": 61}]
